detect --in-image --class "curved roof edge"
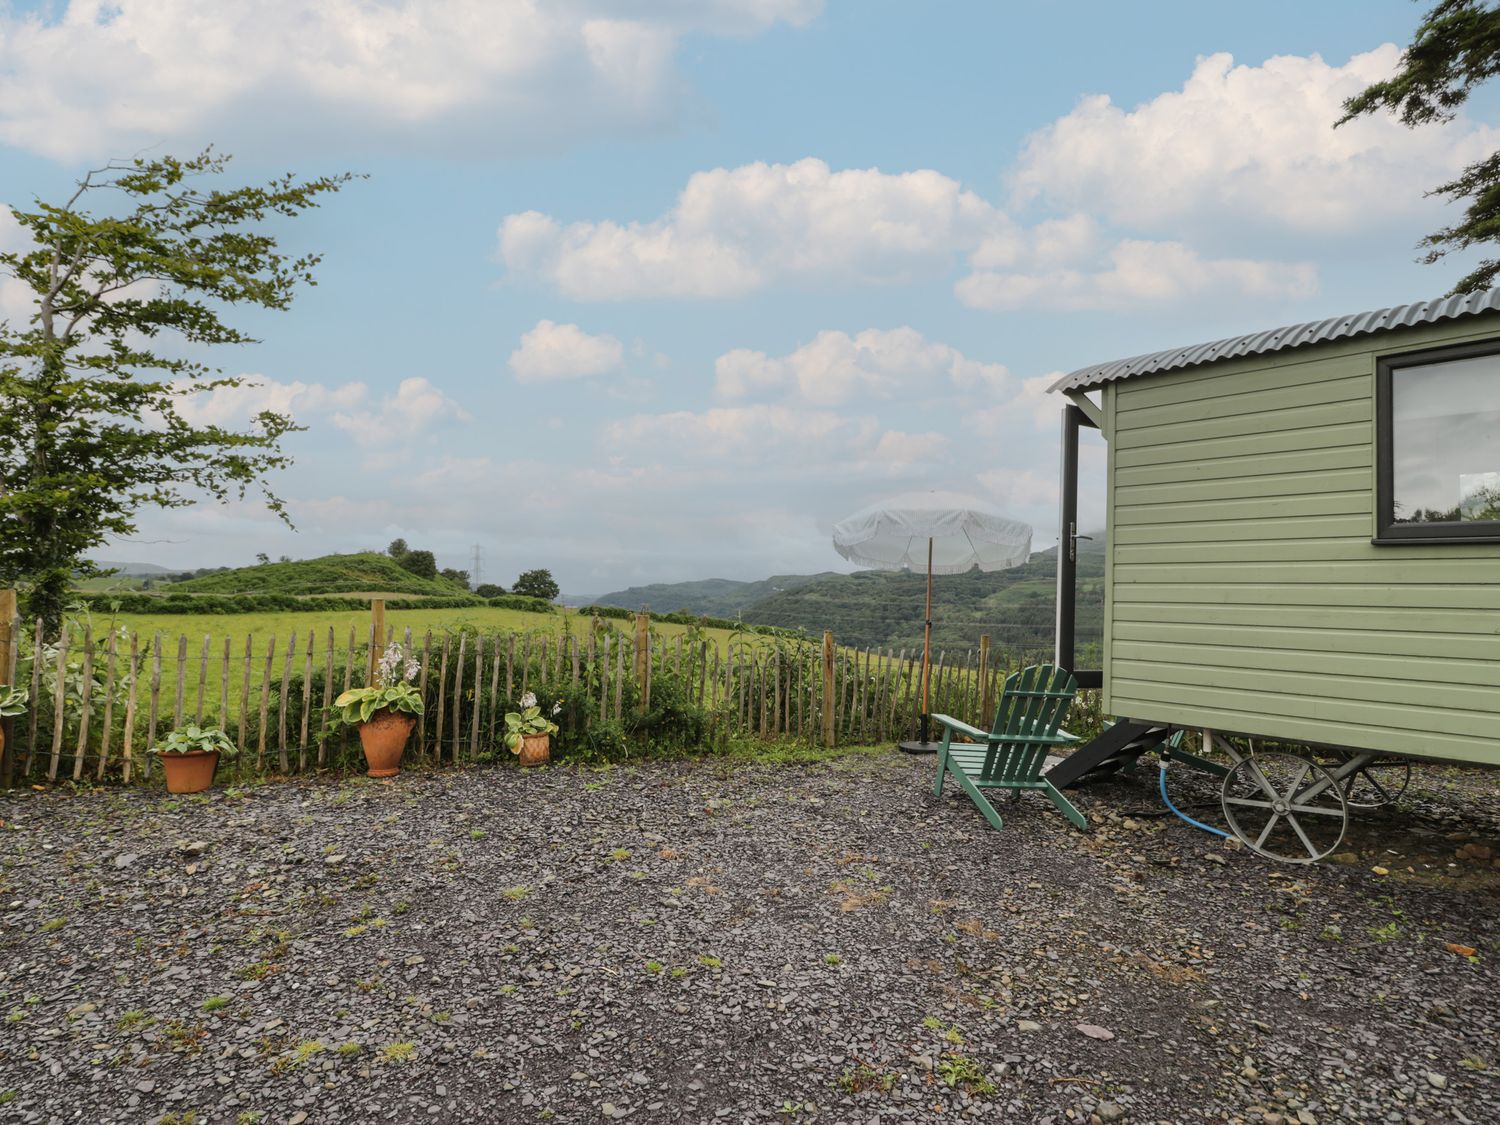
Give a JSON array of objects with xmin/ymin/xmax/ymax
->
[{"xmin": 1049, "ymin": 288, "xmax": 1500, "ymax": 394}]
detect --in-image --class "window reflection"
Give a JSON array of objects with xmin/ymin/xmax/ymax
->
[{"xmin": 1390, "ymin": 353, "xmax": 1500, "ymax": 524}]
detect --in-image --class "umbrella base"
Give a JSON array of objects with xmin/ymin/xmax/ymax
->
[{"xmin": 898, "ymin": 739, "xmax": 940, "ymax": 756}]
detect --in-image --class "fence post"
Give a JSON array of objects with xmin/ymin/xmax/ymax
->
[
  {"xmin": 821, "ymin": 630, "xmax": 835, "ymax": 748},
  {"xmin": 368, "ymin": 599, "xmax": 386, "ymax": 683},
  {"xmin": 633, "ymin": 614, "xmax": 650, "ymax": 710},
  {"xmin": 978, "ymin": 634, "xmax": 991, "ymax": 727},
  {"xmin": 0, "ymin": 589, "xmax": 13, "ymax": 788}
]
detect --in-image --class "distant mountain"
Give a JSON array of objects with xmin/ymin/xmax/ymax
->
[
  {"xmin": 740, "ymin": 540, "xmax": 1106, "ymax": 659},
  {"xmin": 585, "ymin": 573, "xmax": 838, "ymax": 618},
  {"xmin": 90, "ymin": 560, "xmax": 174, "ymax": 577}
]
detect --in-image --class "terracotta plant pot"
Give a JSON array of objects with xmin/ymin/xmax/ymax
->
[
  {"xmin": 358, "ymin": 709, "xmax": 415, "ymax": 778},
  {"xmin": 159, "ymin": 749, "xmax": 220, "ymax": 794},
  {"xmin": 517, "ymin": 732, "xmax": 551, "ymax": 768}
]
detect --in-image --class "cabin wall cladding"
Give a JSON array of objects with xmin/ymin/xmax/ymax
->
[
  {"xmin": 0, "ymin": 611, "xmax": 1042, "ymax": 787},
  {"xmin": 1103, "ymin": 316, "xmax": 1500, "ymax": 761}
]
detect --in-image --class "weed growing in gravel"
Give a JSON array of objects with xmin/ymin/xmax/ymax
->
[
  {"xmin": 393, "ymin": 900, "xmax": 411, "ymax": 916},
  {"xmin": 234, "ymin": 1112, "xmax": 261, "ymax": 1124},
  {"xmin": 611, "ymin": 847, "xmax": 632, "ymax": 861},
  {"xmin": 502, "ymin": 886, "xmax": 529, "ymax": 901},
  {"xmin": 162, "ymin": 1019, "xmax": 207, "ymax": 1054},
  {"xmin": 3, "ymin": 1010, "xmax": 23, "ymax": 1023},
  {"xmin": 838, "ymin": 1064, "xmax": 896, "ymax": 1094},
  {"xmin": 380, "ymin": 1041, "xmax": 417, "ymax": 1063},
  {"xmin": 823, "ymin": 953, "xmax": 842, "ymax": 966},
  {"xmin": 1369, "ymin": 921, "xmax": 1401, "ymax": 943},
  {"xmin": 116, "ymin": 1010, "xmax": 153, "ymax": 1030},
  {"xmin": 469, "ymin": 829, "xmax": 486, "ymax": 840},
  {"xmin": 336, "ymin": 1042, "xmax": 362, "ymax": 1057},
  {"xmin": 40, "ymin": 917, "xmax": 66, "ymax": 932},
  {"xmin": 355, "ymin": 976, "xmax": 381, "ymax": 993},
  {"xmin": 200, "ymin": 996, "xmax": 231, "ymax": 1013},
  {"xmin": 937, "ymin": 1054, "xmax": 993, "ymax": 1095},
  {"xmin": 670, "ymin": 967, "xmax": 689, "ymax": 979},
  {"xmin": 698, "ymin": 954, "xmax": 721, "ymax": 969},
  {"xmin": 498, "ymin": 985, "xmax": 517, "ymax": 995},
  {"xmin": 644, "ymin": 960, "xmax": 664, "ymax": 974}
]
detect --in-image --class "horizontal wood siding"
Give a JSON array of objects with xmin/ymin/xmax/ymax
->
[{"xmin": 1103, "ymin": 317, "xmax": 1500, "ymax": 763}]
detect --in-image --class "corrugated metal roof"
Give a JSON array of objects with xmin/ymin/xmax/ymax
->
[{"xmin": 1049, "ymin": 288, "xmax": 1500, "ymax": 394}]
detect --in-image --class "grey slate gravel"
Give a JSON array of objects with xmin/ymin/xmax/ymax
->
[{"xmin": 1, "ymin": 752, "xmax": 1498, "ymax": 1124}]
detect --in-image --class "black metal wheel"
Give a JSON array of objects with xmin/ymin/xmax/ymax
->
[
  {"xmin": 1221, "ymin": 750, "xmax": 1348, "ymax": 864},
  {"xmin": 1333, "ymin": 752, "xmax": 1411, "ymax": 809}
]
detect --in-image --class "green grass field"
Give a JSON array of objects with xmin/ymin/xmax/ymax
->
[{"xmin": 30, "ymin": 603, "xmax": 783, "ymax": 737}]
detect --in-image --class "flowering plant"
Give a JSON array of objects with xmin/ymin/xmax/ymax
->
[
  {"xmin": 502, "ymin": 691, "xmax": 561, "ymax": 753},
  {"xmin": 333, "ymin": 642, "xmax": 425, "ymax": 725}
]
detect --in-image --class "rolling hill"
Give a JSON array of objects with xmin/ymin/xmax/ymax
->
[
  {"xmin": 585, "ymin": 573, "xmax": 837, "ymax": 617},
  {"xmin": 167, "ymin": 552, "xmax": 465, "ymax": 597},
  {"xmin": 739, "ymin": 542, "xmax": 1104, "ymax": 658}
]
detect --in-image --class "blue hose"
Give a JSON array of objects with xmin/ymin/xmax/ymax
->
[{"xmin": 1158, "ymin": 760, "xmax": 1229, "ymax": 838}]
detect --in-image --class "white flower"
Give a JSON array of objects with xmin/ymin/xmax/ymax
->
[
  {"xmin": 551, "ymin": 702, "xmax": 562, "ymax": 716},
  {"xmin": 520, "ymin": 691, "xmax": 537, "ymax": 709}
]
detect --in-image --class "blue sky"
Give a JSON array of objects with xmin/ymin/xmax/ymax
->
[{"xmin": 0, "ymin": 0, "xmax": 1491, "ymax": 594}]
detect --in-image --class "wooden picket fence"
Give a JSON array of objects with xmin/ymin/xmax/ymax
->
[{"xmin": 0, "ymin": 599, "xmax": 1037, "ymax": 788}]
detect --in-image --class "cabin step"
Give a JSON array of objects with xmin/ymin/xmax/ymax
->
[{"xmin": 1045, "ymin": 720, "xmax": 1171, "ymax": 789}]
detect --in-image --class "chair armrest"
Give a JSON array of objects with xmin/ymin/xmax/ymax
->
[
  {"xmin": 931, "ymin": 714, "xmax": 988, "ymax": 742},
  {"xmin": 933, "ymin": 713, "xmax": 1079, "ymax": 746}
]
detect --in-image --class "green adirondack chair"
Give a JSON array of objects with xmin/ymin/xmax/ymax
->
[{"xmin": 931, "ymin": 664, "xmax": 1086, "ymax": 831}]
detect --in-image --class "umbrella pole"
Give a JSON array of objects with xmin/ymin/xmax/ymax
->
[{"xmin": 920, "ymin": 537, "xmax": 933, "ymax": 745}]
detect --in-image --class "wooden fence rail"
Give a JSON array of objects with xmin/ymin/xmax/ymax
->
[{"xmin": 0, "ymin": 603, "xmax": 1046, "ymax": 787}]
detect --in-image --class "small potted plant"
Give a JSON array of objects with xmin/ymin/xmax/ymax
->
[
  {"xmin": 334, "ymin": 642, "xmax": 425, "ymax": 777},
  {"xmin": 151, "ymin": 724, "xmax": 236, "ymax": 794},
  {"xmin": 503, "ymin": 692, "xmax": 561, "ymax": 767}
]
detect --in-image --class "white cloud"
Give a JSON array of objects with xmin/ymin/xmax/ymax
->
[
  {"xmin": 509, "ymin": 320, "xmax": 625, "ymax": 382},
  {"xmin": 0, "ymin": 1, "xmax": 821, "ymax": 160},
  {"xmin": 1011, "ymin": 46, "xmax": 1499, "ymax": 233},
  {"xmin": 175, "ymin": 376, "xmax": 369, "ymax": 427},
  {"xmin": 498, "ymin": 158, "xmax": 1004, "ymax": 300},
  {"xmin": 333, "ymin": 377, "xmax": 470, "ymax": 447},
  {"xmin": 957, "ymin": 238, "xmax": 1318, "ymax": 311},
  {"xmin": 967, "ymin": 373, "xmax": 1067, "ymax": 437},
  {"xmin": 977, "ymin": 466, "xmax": 1058, "ymax": 512},
  {"xmin": 715, "ymin": 327, "xmax": 1009, "ymax": 405}
]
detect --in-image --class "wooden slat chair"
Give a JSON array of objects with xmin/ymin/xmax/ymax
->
[{"xmin": 931, "ymin": 664, "xmax": 1086, "ymax": 831}]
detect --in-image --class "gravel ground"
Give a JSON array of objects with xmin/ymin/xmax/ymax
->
[{"xmin": 1, "ymin": 749, "xmax": 1497, "ymax": 1124}]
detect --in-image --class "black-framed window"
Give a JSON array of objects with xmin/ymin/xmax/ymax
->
[{"xmin": 1375, "ymin": 340, "xmax": 1500, "ymax": 543}]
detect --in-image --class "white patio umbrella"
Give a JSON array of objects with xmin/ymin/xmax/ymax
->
[{"xmin": 832, "ymin": 491, "xmax": 1032, "ymax": 752}]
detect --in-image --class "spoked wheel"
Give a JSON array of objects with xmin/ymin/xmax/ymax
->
[
  {"xmin": 1221, "ymin": 750, "xmax": 1348, "ymax": 864},
  {"xmin": 1332, "ymin": 752, "xmax": 1411, "ymax": 809}
]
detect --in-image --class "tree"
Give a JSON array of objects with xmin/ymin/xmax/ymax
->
[
  {"xmin": 387, "ymin": 538, "xmax": 408, "ymax": 559},
  {"xmin": 397, "ymin": 549, "xmax": 437, "ymax": 580},
  {"xmin": 1340, "ymin": 1, "xmax": 1500, "ymax": 291},
  {"xmin": 475, "ymin": 583, "xmax": 506, "ymax": 598},
  {"xmin": 439, "ymin": 567, "xmax": 470, "ymax": 590},
  {"xmin": 0, "ymin": 150, "xmax": 356, "ymax": 631},
  {"xmin": 255, "ymin": 553, "xmax": 270, "ymax": 565},
  {"xmin": 513, "ymin": 568, "xmax": 560, "ymax": 601}
]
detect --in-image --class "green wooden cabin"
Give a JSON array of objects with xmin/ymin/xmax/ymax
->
[{"xmin": 1049, "ymin": 290, "xmax": 1500, "ymax": 766}]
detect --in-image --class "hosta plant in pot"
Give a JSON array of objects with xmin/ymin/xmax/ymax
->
[
  {"xmin": 0, "ymin": 684, "xmax": 27, "ymax": 763},
  {"xmin": 334, "ymin": 643, "xmax": 425, "ymax": 778},
  {"xmin": 151, "ymin": 725, "xmax": 237, "ymax": 794},
  {"xmin": 503, "ymin": 692, "xmax": 561, "ymax": 767}
]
